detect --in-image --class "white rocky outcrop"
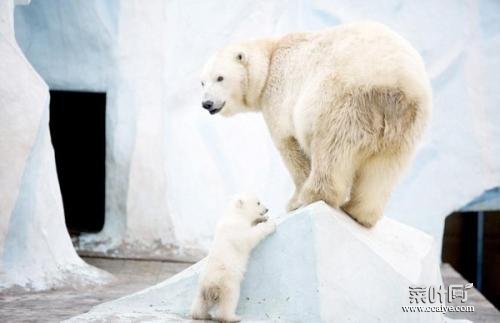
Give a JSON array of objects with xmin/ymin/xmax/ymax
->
[
  {"xmin": 68, "ymin": 202, "xmax": 446, "ymax": 322},
  {"xmin": 0, "ymin": 0, "xmax": 111, "ymax": 291}
]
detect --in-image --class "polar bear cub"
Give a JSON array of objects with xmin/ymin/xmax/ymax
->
[{"xmin": 191, "ymin": 194, "xmax": 276, "ymax": 322}]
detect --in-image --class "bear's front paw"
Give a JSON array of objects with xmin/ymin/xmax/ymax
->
[
  {"xmin": 286, "ymin": 194, "xmax": 303, "ymax": 212},
  {"xmin": 298, "ymin": 182, "xmax": 327, "ymax": 207}
]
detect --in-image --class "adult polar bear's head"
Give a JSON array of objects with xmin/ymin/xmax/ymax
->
[{"xmin": 200, "ymin": 40, "xmax": 273, "ymax": 116}]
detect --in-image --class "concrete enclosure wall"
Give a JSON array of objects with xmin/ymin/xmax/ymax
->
[
  {"xmin": 0, "ymin": 0, "xmax": 111, "ymax": 291},
  {"xmin": 7, "ymin": 0, "xmax": 500, "ymax": 267}
]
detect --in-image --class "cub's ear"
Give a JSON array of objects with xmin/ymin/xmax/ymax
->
[
  {"xmin": 235, "ymin": 198, "xmax": 244, "ymax": 208},
  {"xmin": 235, "ymin": 52, "xmax": 247, "ymax": 64}
]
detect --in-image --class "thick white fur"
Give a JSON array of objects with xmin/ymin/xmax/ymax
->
[
  {"xmin": 191, "ymin": 194, "xmax": 276, "ymax": 322},
  {"xmin": 201, "ymin": 22, "xmax": 432, "ymax": 227}
]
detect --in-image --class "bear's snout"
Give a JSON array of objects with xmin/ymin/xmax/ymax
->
[
  {"xmin": 202, "ymin": 100, "xmax": 225, "ymax": 115},
  {"xmin": 202, "ymin": 100, "xmax": 213, "ymax": 110}
]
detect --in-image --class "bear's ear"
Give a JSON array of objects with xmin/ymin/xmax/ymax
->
[{"xmin": 235, "ymin": 52, "xmax": 247, "ymax": 64}]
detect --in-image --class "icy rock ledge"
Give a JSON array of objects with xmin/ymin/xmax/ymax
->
[{"xmin": 67, "ymin": 202, "xmax": 446, "ymax": 322}]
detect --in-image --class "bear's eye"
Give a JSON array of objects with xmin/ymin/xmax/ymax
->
[
  {"xmin": 257, "ymin": 201, "xmax": 260, "ymax": 206},
  {"xmin": 216, "ymin": 76, "xmax": 224, "ymax": 82},
  {"xmin": 201, "ymin": 81, "xmax": 205, "ymax": 87}
]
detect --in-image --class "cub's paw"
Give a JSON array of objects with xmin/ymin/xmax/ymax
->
[
  {"xmin": 191, "ymin": 311, "xmax": 211, "ymax": 320},
  {"xmin": 214, "ymin": 315, "xmax": 242, "ymax": 323},
  {"xmin": 265, "ymin": 220, "xmax": 277, "ymax": 234}
]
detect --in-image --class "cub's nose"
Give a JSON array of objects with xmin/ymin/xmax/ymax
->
[{"xmin": 202, "ymin": 100, "xmax": 214, "ymax": 110}]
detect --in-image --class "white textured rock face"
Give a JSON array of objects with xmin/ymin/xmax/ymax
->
[
  {"xmin": 13, "ymin": 0, "xmax": 500, "ymax": 260},
  {"xmin": 14, "ymin": 0, "xmax": 193, "ymax": 261},
  {"xmin": 13, "ymin": 0, "xmax": 117, "ymax": 92},
  {"xmin": 0, "ymin": 0, "xmax": 111, "ymax": 291},
  {"xmin": 67, "ymin": 203, "xmax": 445, "ymax": 323}
]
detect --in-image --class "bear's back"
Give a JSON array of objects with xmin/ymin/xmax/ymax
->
[{"xmin": 270, "ymin": 22, "xmax": 430, "ymax": 103}]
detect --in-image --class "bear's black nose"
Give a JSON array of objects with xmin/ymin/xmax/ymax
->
[{"xmin": 202, "ymin": 100, "xmax": 214, "ymax": 110}]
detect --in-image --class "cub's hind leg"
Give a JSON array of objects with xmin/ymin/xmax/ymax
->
[
  {"xmin": 190, "ymin": 289, "xmax": 212, "ymax": 320},
  {"xmin": 213, "ymin": 281, "xmax": 242, "ymax": 322}
]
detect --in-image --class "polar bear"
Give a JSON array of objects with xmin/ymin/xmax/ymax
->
[
  {"xmin": 200, "ymin": 22, "xmax": 432, "ymax": 227},
  {"xmin": 191, "ymin": 194, "xmax": 276, "ymax": 322}
]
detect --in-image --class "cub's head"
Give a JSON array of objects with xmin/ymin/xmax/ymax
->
[
  {"xmin": 230, "ymin": 193, "xmax": 269, "ymax": 225},
  {"xmin": 200, "ymin": 41, "xmax": 272, "ymax": 116}
]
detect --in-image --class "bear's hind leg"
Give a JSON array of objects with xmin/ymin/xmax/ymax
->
[
  {"xmin": 342, "ymin": 151, "xmax": 408, "ymax": 227},
  {"xmin": 299, "ymin": 138, "xmax": 358, "ymax": 209}
]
